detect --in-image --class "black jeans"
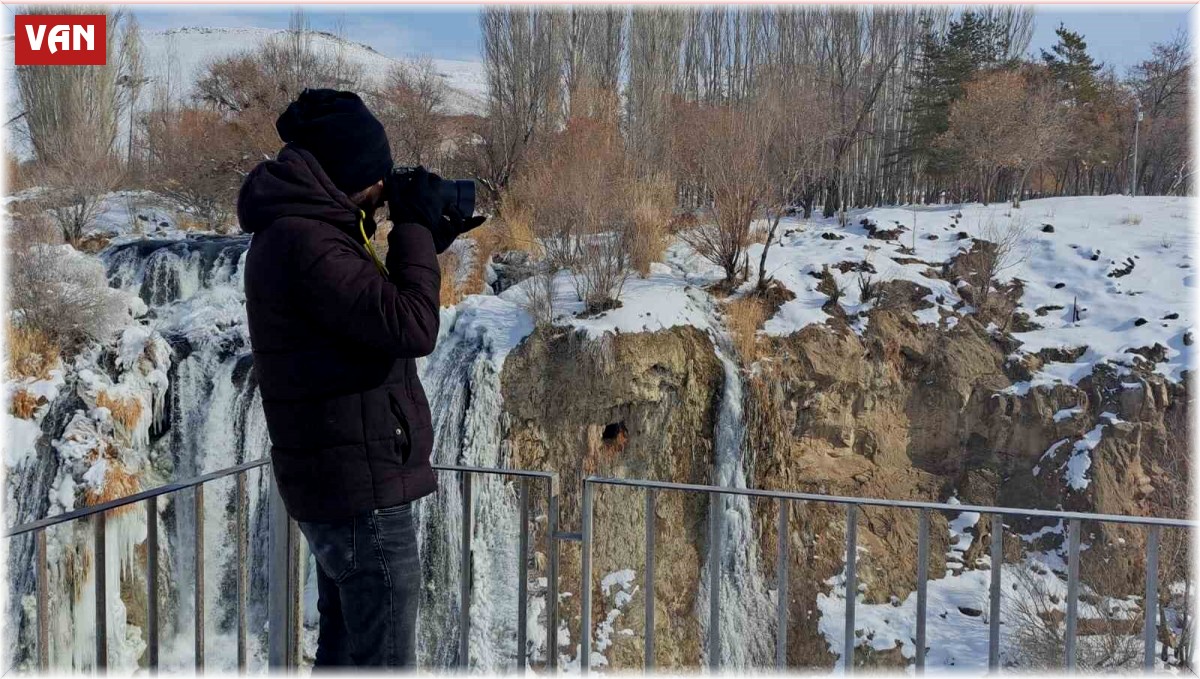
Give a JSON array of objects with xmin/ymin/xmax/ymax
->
[{"xmin": 298, "ymin": 502, "xmax": 420, "ymax": 668}]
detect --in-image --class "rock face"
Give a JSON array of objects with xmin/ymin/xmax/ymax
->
[
  {"xmin": 502, "ymin": 325, "xmax": 722, "ymax": 669},
  {"xmin": 498, "ymin": 283, "xmax": 1191, "ymax": 671}
]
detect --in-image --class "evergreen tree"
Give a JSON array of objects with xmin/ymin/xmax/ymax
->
[
  {"xmin": 1041, "ymin": 24, "xmax": 1101, "ymax": 103},
  {"xmin": 904, "ymin": 10, "xmax": 1013, "ymax": 181}
]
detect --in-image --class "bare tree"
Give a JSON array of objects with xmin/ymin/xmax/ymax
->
[
  {"xmin": 1008, "ymin": 558, "xmax": 1141, "ymax": 671},
  {"xmin": 627, "ymin": 8, "xmax": 685, "ymax": 175},
  {"xmin": 756, "ymin": 72, "xmax": 833, "ymax": 289},
  {"xmin": 475, "ymin": 7, "xmax": 565, "ymax": 206},
  {"xmin": 15, "ymin": 7, "xmax": 129, "ymax": 163},
  {"xmin": 675, "ymin": 101, "xmax": 774, "ymax": 284},
  {"xmin": 373, "ymin": 59, "xmax": 449, "ymax": 166},
  {"xmin": 970, "ymin": 215, "xmax": 1029, "ymax": 310}
]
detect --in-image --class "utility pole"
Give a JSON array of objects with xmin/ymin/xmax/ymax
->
[{"xmin": 1131, "ymin": 102, "xmax": 1143, "ymax": 196}]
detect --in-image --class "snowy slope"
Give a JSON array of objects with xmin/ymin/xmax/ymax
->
[{"xmin": 690, "ymin": 196, "xmax": 1196, "ymax": 391}]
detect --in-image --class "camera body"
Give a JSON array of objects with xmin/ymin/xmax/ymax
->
[{"xmin": 389, "ymin": 166, "xmax": 475, "ymax": 219}]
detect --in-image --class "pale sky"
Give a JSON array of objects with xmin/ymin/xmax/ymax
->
[{"xmin": 2, "ymin": 4, "xmax": 1192, "ymax": 71}]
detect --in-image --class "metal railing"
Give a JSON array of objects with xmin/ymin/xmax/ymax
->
[
  {"xmin": 5, "ymin": 459, "xmax": 559, "ymax": 674},
  {"xmin": 8, "ymin": 461, "xmax": 1194, "ymax": 674},
  {"xmin": 578, "ymin": 475, "xmax": 1197, "ymax": 675}
]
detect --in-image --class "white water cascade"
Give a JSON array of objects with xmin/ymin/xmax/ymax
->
[{"xmin": 695, "ymin": 335, "xmax": 776, "ymax": 669}]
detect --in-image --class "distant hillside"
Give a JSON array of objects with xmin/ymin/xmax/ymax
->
[
  {"xmin": 141, "ymin": 27, "xmax": 486, "ymax": 115},
  {"xmin": 2, "ymin": 26, "xmax": 487, "ymax": 160}
]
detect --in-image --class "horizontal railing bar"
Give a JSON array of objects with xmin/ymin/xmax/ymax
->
[
  {"xmin": 434, "ymin": 464, "xmax": 557, "ymax": 480},
  {"xmin": 5, "ymin": 461, "xmax": 555, "ymax": 538},
  {"xmin": 5, "ymin": 458, "xmax": 271, "ymax": 537},
  {"xmin": 584, "ymin": 476, "xmax": 1196, "ymax": 528}
]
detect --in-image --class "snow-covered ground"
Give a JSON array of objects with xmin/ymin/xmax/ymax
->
[{"xmin": 659, "ymin": 196, "xmax": 1193, "ymax": 392}]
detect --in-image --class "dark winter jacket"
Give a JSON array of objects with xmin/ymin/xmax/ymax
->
[{"xmin": 237, "ymin": 145, "xmax": 440, "ymax": 522}]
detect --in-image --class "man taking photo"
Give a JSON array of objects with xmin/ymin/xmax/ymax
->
[{"xmin": 237, "ymin": 88, "xmax": 483, "ymax": 668}]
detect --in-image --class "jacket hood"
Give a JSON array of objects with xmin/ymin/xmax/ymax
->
[{"xmin": 237, "ymin": 145, "xmax": 362, "ymax": 236}]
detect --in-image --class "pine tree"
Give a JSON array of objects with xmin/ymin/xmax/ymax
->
[
  {"xmin": 1041, "ymin": 24, "xmax": 1101, "ymax": 103},
  {"xmin": 904, "ymin": 11, "xmax": 1013, "ymax": 183}
]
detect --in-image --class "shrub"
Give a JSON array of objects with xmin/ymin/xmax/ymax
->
[
  {"xmin": 35, "ymin": 156, "xmax": 122, "ymax": 246},
  {"xmin": 146, "ymin": 108, "xmax": 245, "ymax": 231},
  {"xmin": 505, "ymin": 115, "xmax": 636, "ymax": 313},
  {"xmin": 673, "ymin": 102, "xmax": 774, "ymax": 282},
  {"xmin": 520, "ymin": 269, "xmax": 558, "ymax": 328},
  {"xmin": 9, "ymin": 244, "xmax": 127, "ymax": 352}
]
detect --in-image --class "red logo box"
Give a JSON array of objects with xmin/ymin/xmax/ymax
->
[{"xmin": 14, "ymin": 15, "xmax": 106, "ymax": 66}]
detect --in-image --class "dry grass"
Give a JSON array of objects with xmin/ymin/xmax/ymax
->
[
  {"xmin": 1120, "ymin": 213, "xmax": 1143, "ymax": 226},
  {"xmin": 628, "ymin": 176, "xmax": 674, "ymax": 277},
  {"xmin": 6, "ymin": 324, "xmax": 60, "ymax": 381},
  {"xmin": 725, "ymin": 296, "xmax": 768, "ymax": 361},
  {"xmin": 81, "ymin": 454, "xmax": 141, "ymax": 513},
  {"xmin": 748, "ymin": 222, "xmax": 771, "ymax": 245},
  {"xmin": 438, "ymin": 249, "xmax": 465, "ymax": 307},
  {"xmin": 494, "ymin": 201, "xmax": 539, "ymax": 255},
  {"xmin": 4, "ymin": 154, "xmax": 30, "ymax": 193},
  {"xmin": 95, "ymin": 391, "xmax": 144, "ymax": 435},
  {"xmin": 176, "ymin": 216, "xmax": 209, "ymax": 232},
  {"xmin": 10, "ymin": 388, "xmax": 45, "ymax": 419},
  {"xmin": 460, "ymin": 223, "xmax": 507, "ymax": 297}
]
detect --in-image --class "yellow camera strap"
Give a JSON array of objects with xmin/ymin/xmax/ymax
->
[{"xmin": 359, "ymin": 210, "xmax": 389, "ymax": 276}]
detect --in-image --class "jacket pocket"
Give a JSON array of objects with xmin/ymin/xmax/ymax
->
[{"xmin": 387, "ymin": 391, "xmax": 412, "ymax": 465}]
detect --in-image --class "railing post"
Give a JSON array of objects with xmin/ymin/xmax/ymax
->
[
  {"xmin": 459, "ymin": 473, "xmax": 473, "ymax": 669},
  {"xmin": 236, "ymin": 473, "xmax": 249, "ymax": 673},
  {"xmin": 988, "ymin": 514, "xmax": 1003, "ymax": 673},
  {"xmin": 580, "ymin": 482, "xmax": 595, "ymax": 676},
  {"xmin": 915, "ymin": 509, "xmax": 929, "ymax": 675},
  {"xmin": 1065, "ymin": 519, "xmax": 1081, "ymax": 672},
  {"xmin": 194, "ymin": 485, "xmax": 205, "ymax": 672},
  {"xmin": 267, "ymin": 475, "xmax": 300, "ymax": 672},
  {"xmin": 95, "ymin": 511, "xmax": 107, "ymax": 674},
  {"xmin": 708, "ymin": 492, "xmax": 723, "ymax": 672},
  {"xmin": 146, "ymin": 496, "xmax": 159, "ymax": 674},
  {"xmin": 644, "ymin": 489, "xmax": 656, "ymax": 672},
  {"xmin": 843, "ymin": 504, "xmax": 858, "ymax": 675},
  {"xmin": 776, "ymin": 498, "xmax": 790, "ymax": 670},
  {"xmin": 1143, "ymin": 525, "xmax": 1161, "ymax": 671},
  {"xmin": 36, "ymin": 529, "xmax": 49, "ymax": 673},
  {"xmin": 516, "ymin": 478, "xmax": 529, "ymax": 672},
  {"xmin": 547, "ymin": 488, "xmax": 560, "ymax": 672},
  {"xmin": 580, "ymin": 480, "xmax": 594, "ymax": 675}
]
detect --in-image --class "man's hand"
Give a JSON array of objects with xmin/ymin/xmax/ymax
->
[
  {"xmin": 432, "ymin": 205, "xmax": 487, "ymax": 254},
  {"xmin": 387, "ymin": 166, "xmax": 443, "ymax": 231},
  {"xmin": 387, "ymin": 166, "xmax": 487, "ymax": 253}
]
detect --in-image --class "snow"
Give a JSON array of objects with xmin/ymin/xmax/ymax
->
[
  {"xmin": 4, "ymin": 368, "xmax": 65, "ymax": 468},
  {"xmin": 720, "ymin": 196, "xmax": 1194, "ymax": 390},
  {"xmin": 1053, "ymin": 406, "xmax": 1083, "ymax": 422},
  {"xmin": 1065, "ymin": 423, "xmax": 1106, "ymax": 491}
]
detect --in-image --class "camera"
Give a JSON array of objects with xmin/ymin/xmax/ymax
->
[{"xmin": 389, "ymin": 166, "xmax": 475, "ymax": 219}]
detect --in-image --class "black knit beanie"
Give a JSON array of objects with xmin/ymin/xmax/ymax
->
[{"xmin": 276, "ymin": 89, "xmax": 393, "ymax": 196}]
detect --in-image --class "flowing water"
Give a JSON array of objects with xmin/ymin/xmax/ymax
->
[{"xmin": 5, "ymin": 234, "xmax": 535, "ymax": 673}]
